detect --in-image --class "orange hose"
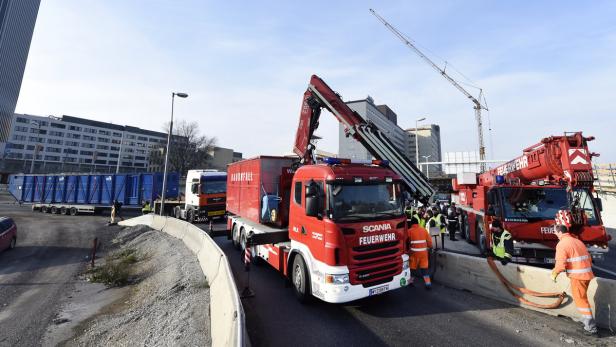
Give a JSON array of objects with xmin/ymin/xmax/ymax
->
[{"xmin": 487, "ymin": 257, "xmax": 566, "ymax": 309}]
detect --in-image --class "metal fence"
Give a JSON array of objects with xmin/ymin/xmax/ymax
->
[{"xmin": 594, "ymin": 163, "xmax": 616, "ymax": 194}]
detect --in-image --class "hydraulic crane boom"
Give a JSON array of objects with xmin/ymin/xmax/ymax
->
[
  {"xmin": 294, "ymin": 75, "xmax": 435, "ymax": 201},
  {"xmin": 369, "ymin": 9, "xmax": 489, "ymax": 170}
]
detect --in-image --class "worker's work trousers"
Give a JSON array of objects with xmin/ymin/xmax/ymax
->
[
  {"xmin": 409, "ymin": 252, "xmax": 431, "ymax": 287},
  {"xmin": 571, "ymin": 278, "xmax": 597, "ymax": 332}
]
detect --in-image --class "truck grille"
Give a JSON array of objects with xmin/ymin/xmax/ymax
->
[
  {"xmin": 348, "ymin": 239, "xmax": 403, "ymax": 286},
  {"xmin": 207, "ymin": 197, "xmax": 226, "ymax": 204}
]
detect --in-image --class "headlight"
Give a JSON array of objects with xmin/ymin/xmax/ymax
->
[
  {"xmin": 403, "ymin": 259, "xmax": 409, "ymax": 270},
  {"xmin": 325, "ymin": 273, "xmax": 349, "ymax": 284}
]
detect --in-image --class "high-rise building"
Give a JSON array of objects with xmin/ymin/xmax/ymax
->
[
  {"xmin": 338, "ymin": 97, "xmax": 411, "ymax": 161},
  {"xmin": 405, "ymin": 124, "xmax": 442, "ymax": 177},
  {"xmin": 0, "ymin": 0, "xmax": 41, "ymax": 151}
]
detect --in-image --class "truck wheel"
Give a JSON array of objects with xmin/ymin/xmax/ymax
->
[
  {"xmin": 476, "ymin": 219, "xmax": 487, "ymax": 256},
  {"xmin": 51, "ymin": 206, "xmax": 58, "ymax": 214},
  {"xmin": 9, "ymin": 237, "xmax": 16, "ymax": 250},
  {"xmin": 292, "ymin": 255, "xmax": 311, "ymax": 303},
  {"xmin": 187, "ymin": 209, "xmax": 195, "ymax": 224},
  {"xmin": 232, "ymin": 224, "xmax": 240, "ymax": 249},
  {"xmin": 41, "ymin": 206, "xmax": 48, "ymax": 213},
  {"xmin": 174, "ymin": 206, "xmax": 181, "ymax": 219},
  {"xmin": 239, "ymin": 227, "xmax": 247, "ymax": 251},
  {"xmin": 60, "ymin": 207, "xmax": 67, "ymax": 215},
  {"xmin": 69, "ymin": 207, "xmax": 78, "ymax": 216}
]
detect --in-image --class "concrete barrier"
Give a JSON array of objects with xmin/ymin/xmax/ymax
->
[
  {"xmin": 434, "ymin": 251, "xmax": 616, "ymax": 330},
  {"xmin": 598, "ymin": 192, "xmax": 616, "ymax": 229},
  {"xmin": 119, "ymin": 216, "xmax": 247, "ymax": 347}
]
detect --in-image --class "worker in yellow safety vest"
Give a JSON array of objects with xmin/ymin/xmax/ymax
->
[
  {"xmin": 490, "ymin": 219, "xmax": 513, "ymax": 265},
  {"xmin": 142, "ymin": 200, "xmax": 152, "ymax": 215}
]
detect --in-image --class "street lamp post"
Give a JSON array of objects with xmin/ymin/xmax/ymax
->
[
  {"xmin": 415, "ymin": 117, "xmax": 426, "ymax": 166},
  {"xmin": 116, "ymin": 130, "xmax": 124, "ymax": 174},
  {"xmin": 29, "ymin": 121, "xmax": 41, "ymax": 174},
  {"xmin": 422, "ymin": 155, "xmax": 432, "ymax": 179},
  {"xmin": 160, "ymin": 92, "xmax": 188, "ymax": 216}
]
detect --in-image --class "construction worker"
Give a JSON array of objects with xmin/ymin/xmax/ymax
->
[
  {"xmin": 446, "ymin": 204, "xmax": 459, "ymax": 241},
  {"xmin": 490, "ymin": 219, "xmax": 513, "ymax": 265},
  {"xmin": 142, "ymin": 200, "xmax": 152, "ymax": 215},
  {"xmin": 551, "ymin": 223, "xmax": 597, "ymax": 335},
  {"xmin": 407, "ymin": 217, "xmax": 433, "ymax": 290},
  {"xmin": 433, "ymin": 206, "xmax": 447, "ymax": 247}
]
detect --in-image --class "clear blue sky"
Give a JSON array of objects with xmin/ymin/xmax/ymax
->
[{"xmin": 16, "ymin": 1, "xmax": 616, "ymax": 162}]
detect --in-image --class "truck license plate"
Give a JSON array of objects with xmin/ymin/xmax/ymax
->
[
  {"xmin": 545, "ymin": 258, "xmax": 555, "ymax": 264},
  {"xmin": 207, "ymin": 210, "xmax": 225, "ymax": 217},
  {"xmin": 369, "ymin": 285, "xmax": 389, "ymax": 296}
]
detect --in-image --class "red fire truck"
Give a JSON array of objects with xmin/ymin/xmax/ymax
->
[
  {"xmin": 453, "ymin": 132, "xmax": 610, "ymax": 264},
  {"xmin": 226, "ymin": 75, "xmax": 434, "ymax": 303}
]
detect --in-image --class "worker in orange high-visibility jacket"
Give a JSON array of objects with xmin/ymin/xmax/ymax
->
[
  {"xmin": 551, "ymin": 224, "xmax": 598, "ymax": 336},
  {"xmin": 407, "ymin": 216, "xmax": 433, "ymax": 290}
]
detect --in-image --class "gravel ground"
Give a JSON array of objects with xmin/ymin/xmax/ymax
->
[{"xmin": 63, "ymin": 225, "xmax": 211, "ymax": 346}]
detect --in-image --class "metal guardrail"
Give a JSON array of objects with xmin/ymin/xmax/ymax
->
[{"xmin": 594, "ymin": 163, "xmax": 616, "ymax": 195}]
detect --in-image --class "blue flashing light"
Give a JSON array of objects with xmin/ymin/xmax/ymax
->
[
  {"xmin": 322, "ymin": 157, "xmax": 342, "ymax": 165},
  {"xmin": 495, "ymin": 175, "xmax": 505, "ymax": 184}
]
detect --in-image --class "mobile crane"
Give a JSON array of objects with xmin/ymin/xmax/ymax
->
[
  {"xmin": 453, "ymin": 132, "xmax": 610, "ymax": 264},
  {"xmin": 226, "ymin": 75, "xmax": 434, "ymax": 303}
]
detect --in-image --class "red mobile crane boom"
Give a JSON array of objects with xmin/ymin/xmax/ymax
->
[
  {"xmin": 453, "ymin": 132, "xmax": 609, "ymax": 263},
  {"xmin": 294, "ymin": 75, "xmax": 435, "ymax": 201}
]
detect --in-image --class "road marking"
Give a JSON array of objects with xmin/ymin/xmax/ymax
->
[{"xmin": 593, "ymin": 265, "xmax": 616, "ymax": 277}]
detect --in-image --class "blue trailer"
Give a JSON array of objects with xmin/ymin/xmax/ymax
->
[{"xmin": 7, "ymin": 172, "xmax": 180, "ymax": 216}]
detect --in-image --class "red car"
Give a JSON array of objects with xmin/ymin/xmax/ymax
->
[{"xmin": 0, "ymin": 217, "xmax": 16, "ymax": 252}]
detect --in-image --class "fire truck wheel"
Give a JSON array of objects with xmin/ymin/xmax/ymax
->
[
  {"xmin": 232, "ymin": 224, "xmax": 240, "ymax": 249},
  {"xmin": 292, "ymin": 255, "xmax": 311, "ymax": 303},
  {"xmin": 476, "ymin": 220, "xmax": 487, "ymax": 256}
]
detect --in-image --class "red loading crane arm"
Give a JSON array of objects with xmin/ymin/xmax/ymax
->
[
  {"xmin": 293, "ymin": 74, "xmax": 435, "ymax": 201},
  {"xmin": 481, "ymin": 132, "xmax": 598, "ymax": 189}
]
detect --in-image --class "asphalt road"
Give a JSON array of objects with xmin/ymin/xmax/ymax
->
[
  {"xmin": 203, "ymin": 222, "xmax": 614, "ymax": 347},
  {"xmin": 0, "ymin": 204, "xmax": 116, "ymax": 346}
]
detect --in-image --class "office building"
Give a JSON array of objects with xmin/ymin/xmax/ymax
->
[
  {"xmin": 405, "ymin": 124, "xmax": 442, "ymax": 177},
  {"xmin": 1, "ymin": 113, "xmax": 183, "ymax": 174},
  {"xmin": 338, "ymin": 97, "xmax": 411, "ymax": 161},
  {"xmin": 0, "ymin": 0, "xmax": 40, "ymax": 149},
  {"xmin": 207, "ymin": 146, "xmax": 243, "ymax": 171}
]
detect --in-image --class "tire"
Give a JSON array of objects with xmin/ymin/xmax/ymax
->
[
  {"xmin": 60, "ymin": 207, "xmax": 67, "ymax": 215},
  {"xmin": 476, "ymin": 219, "xmax": 487, "ymax": 256},
  {"xmin": 187, "ymin": 209, "xmax": 195, "ymax": 224},
  {"xmin": 51, "ymin": 206, "xmax": 58, "ymax": 214},
  {"xmin": 232, "ymin": 224, "xmax": 240, "ymax": 249},
  {"xmin": 9, "ymin": 237, "xmax": 16, "ymax": 250},
  {"xmin": 41, "ymin": 206, "xmax": 48, "ymax": 213},
  {"xmin": 239, "ymin": 227, "xmax": 247, "ymax": 252},
  {"xmin": 69, "ymin": 207, "xmax": 78, "ymax": 216},
  {"xmin": 291, "ymin": 255, "xmax": 311, "ymax": 303},
  {"xmin": 174, "ymin": 206, "xmax": 181, "ymax": 219}
]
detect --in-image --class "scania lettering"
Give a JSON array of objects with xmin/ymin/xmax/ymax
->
[{"xmin": 226, "ymin": 75, "xmax": 434, "ymax": 303}]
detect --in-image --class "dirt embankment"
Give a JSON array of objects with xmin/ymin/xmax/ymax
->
[{"xmin": 46, "ymin": 225, "xmax": 211, "ymax": 346}]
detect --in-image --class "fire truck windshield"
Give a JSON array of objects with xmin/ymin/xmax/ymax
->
[
  {"xmin": 500, "ymin": 187, "xmax": 598, "ymax": 224},
  {"xmin": 328, "ymin": 182, "xmax": 403, "ymax": 222}
]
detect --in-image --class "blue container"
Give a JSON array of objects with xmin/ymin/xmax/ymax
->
[
  {"xmin": 7, "ymin": 175, "xmax": 24, "ymax": 201},
  {"xmin": 128, "ymin": 174, "xmax": 141, "ymax": 205},
  {"xmin": 113, "ymin": 174, "xmax": 128, "ymax": 205},
  {"xmin": 34, "ymin": 176, "xmax": 46, "ymax": 202},
  {"xmin": 101, "ymin": 175, "xmax": 115, "ymax": 205},
  {"xmin": 44, "ymin": 175, "xmax": 57, "ymax": 203},
  {"xmin": 55, "ymin": 176, "xmax": 67, "ymax": 203},
  {"xmin": 141, "ymin": 173, "xmax": 155, "ymax": 204},
  {"xmin": 87, "ymin": 175, "xmax": 103, "ymax": 204},
  {"xmin": 23, "ymin": 176, "xmax": 35, "ymax": 202},
  {"xmin": 77, "ymin": 175, "xmax": 90, "ymax": 204},
  {"xmin": 65, "ymin": 175, "xmax": 79, "ymax": 203}
]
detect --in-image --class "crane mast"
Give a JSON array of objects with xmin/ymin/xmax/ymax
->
[{"xmin": 370, "ymin": 9, "xmax": 489, "ymax": 171}]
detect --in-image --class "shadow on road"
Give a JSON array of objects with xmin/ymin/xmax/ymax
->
[{"xmin": 0, "ymin": 245, "xmax": 90, "ymax": 276}]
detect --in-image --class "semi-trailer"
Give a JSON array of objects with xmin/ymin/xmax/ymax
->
[
  {"xmin": 8, "ymin": 172, "xmax": 179, "ymax": 215},
  {"xmin": 164, "ymin": 169, "xmax": 227, "ymax": 223},
  {"xmin": 226, "ymin": 75, "xmax": 434, "ymax": 303}
]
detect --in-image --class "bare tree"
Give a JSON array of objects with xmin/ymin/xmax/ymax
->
[{"xmin": 154, "ymin": 120, "xmax": 217, "ymax": 175}]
